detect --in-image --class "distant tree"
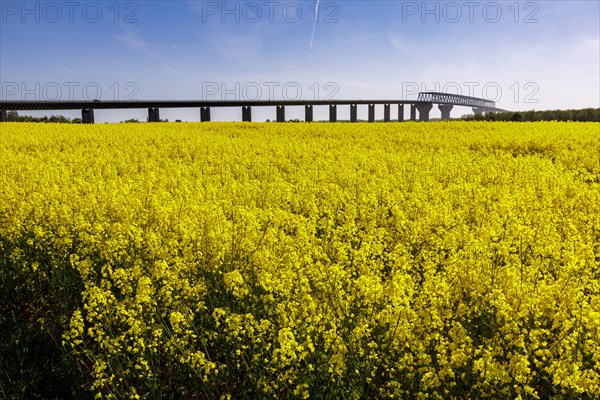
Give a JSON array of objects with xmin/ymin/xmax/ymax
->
[
  {"xmin": 48, "ymin": 115, "xmax": 71, "ymax": 123},
  {"xmin": 486, "ymin": 112, "xmax": 498, "ymax": 121},
  {"xmin": 523, "ymin": 110, "xmax": 536, "ymax": 121},
  {"xmin": 539, "ymin": 110, "xmax": 555, "ymax": 121},
  {"xmin": 7, "ymin": 110, "xmax": 20, "ymax": 121},
  {"xmin": 575, "ymin": 108, "xmax": 599, "ymax": 122}
]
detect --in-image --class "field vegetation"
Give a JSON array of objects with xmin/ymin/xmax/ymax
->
[{"xmin": 1, "ymin": 121, "xmax": 599, "ymax": 399}]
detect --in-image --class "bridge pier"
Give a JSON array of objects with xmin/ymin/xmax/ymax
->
[
  {"xmin": 329, "ymin": 105, "xmax": 337, "ymax": 122},
  {"xmin": 472, "ymin": 107, "xmax": 485, "ymax": 116},
  {"xmin": 350, "ymin": 104, "xmax": 357, "ymax": 122},
  {"xmin": 416, "ymin": 102, "xmax": 433, "ymax": 121},
  {"xmin": 410, "ymin": 104, "xmax": 416, "ymax": 121},
  {"xmin": 368, "ymin": 104, "xmax": 375, "ymax": 122},
  {"xmin": 305, "ymin": 105, "xmax": 313, "ymax": 122},
  {"xmin": 0, "ymin": 110, "xmax": 6, "ymax": 122},
  {"xmin": 276, "ymin": 105, "xmax": 285, "ymax": 122},
  {"xmin": 242, "ymin": 106, "xmax": 252, "ymax": 122},
  {"xmin": 438, "ymin": 104, "xmax": 453, "ymax": 120},
  {"xmin": 200, "ymin": 107, "xmax": 211, "ymax": 122},
  {"xmin": 384, "ymin": 104, "xmax": 390, "ymax": 122},
  {"xmin": 148, "ymin": 107, "xmax": 160, "ymax": 122},
  {"xmin": 82, "ymin": 109, "xmax": 94, "ymax": 124},
  {"xmin": 398, "ymin": 104, "xmax": 404, "ymax": 121}
]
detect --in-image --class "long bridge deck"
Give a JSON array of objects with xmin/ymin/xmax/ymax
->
[{"xmin": 0, "ymin": 92, "xmax": 508, "ymax": 123}]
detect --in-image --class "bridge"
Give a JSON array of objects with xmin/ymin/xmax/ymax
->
[{"xmin": 0, "ymin": 92, "xmax": 508, "ymax": 123}]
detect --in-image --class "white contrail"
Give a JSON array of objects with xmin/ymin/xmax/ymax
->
[{"xmin": 309, "ymin": 0, "xmax": 320, "ymax": 59}]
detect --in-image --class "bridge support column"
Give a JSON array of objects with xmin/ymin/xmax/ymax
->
[
  {"xmin": 398, "ymin": 104, "xmax": 404, "ymax": 121},
  {"xmin": 276, "ymin": 105, "xmax": 285, "ymax": 122},
  {"xmin": 384, "ymin": 104, "xmax": 390, "ymax": 122},
  {"xmin": 438, "ymin": 104, "xmax": 453, "ymax": 120},
  {"xmin": 242, "ymin": 106, "xmax": 252, "ymax": 122},
  {"xmin": 305, "ymin": 105, "xmax": 313, "ymax": 122},
  {"xmin": 416, "ymin": 102, "xmax": 433, "ymax": 121},
  {"xmin": 410, "ymin": 104, "xmax": 416, "ymax": 121},
  {"xmin": 148, "ymin": 107, "xmax": 160, "ymax": 122},
  {"xmin": 329, "ymin": 105, "xmax": 337, "ymax": 122},
  {"xmin": 350, "ymin": 104, "xmax": 357, "ymax": 122},
  {"xmin": 368, "ymin": 104, "xmax": 375, "ymax": 122},
  {"xmin": 200, "ymin": 107, "xmax": 211, "ymax": 122},
  {"xmin": 82, "ymin": 109, "xmax": 94, "ymax": 124},
  {"xmin": 472, "ymin": 107, "xmax": 485, "ymax": 116},
  {"xmin": 0, "ymin": 110, "xmax": 7, "ymax": 122}
]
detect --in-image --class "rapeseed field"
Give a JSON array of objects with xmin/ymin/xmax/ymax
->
[{"xmin": 1, "ymin": 121, "xmax": 598, "ymax": 399}]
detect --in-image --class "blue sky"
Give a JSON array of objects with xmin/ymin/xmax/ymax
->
[{"xmin": 1, "ymin": 0, "xmax": 599, "ymax": 121}]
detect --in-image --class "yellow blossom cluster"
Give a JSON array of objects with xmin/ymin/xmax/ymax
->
[{"xmin": 0, "ymin": 121, "xmax": 598, "ymax": 398}]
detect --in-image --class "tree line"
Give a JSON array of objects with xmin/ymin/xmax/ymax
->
[
  {"xmin": 2, "ymin": 111, "xmax": 76, "ymax": 123},
  {"xmin": 1, "ymin": 111, "xmax": 167, "ymax": 123},
  {"xmin": 461, "ymin": 108, "xmax": 599, "ymax": 122}
]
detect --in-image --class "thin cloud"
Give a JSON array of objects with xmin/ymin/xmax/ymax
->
[
  {"xmin": 112, "ymin": 28, "xmax": 183, "ymax": 76},
  {"xmin": 210, "ymin": 31, "xmax": 263, "ymax": 60},
  {"xmin": 388, "ymin": 35, "xmax": 416, "ymax": 55},
  {"xmin": 113, "ymin": 29, "xmax": 157, "ymax": 59},
  {"xmin": 334, "ymin": 32, "xmax": 379, "ymax": 45}
]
